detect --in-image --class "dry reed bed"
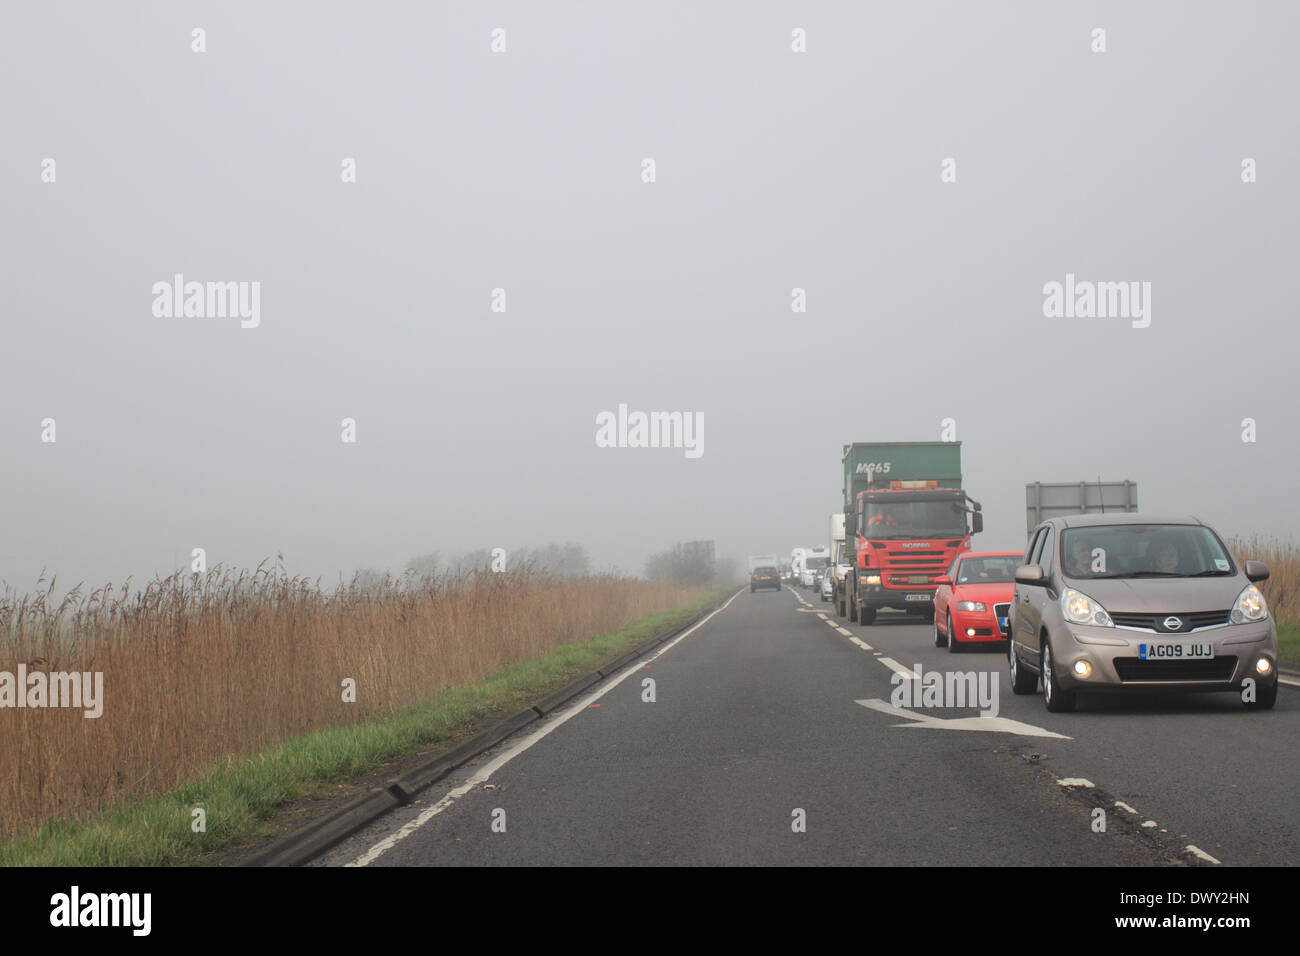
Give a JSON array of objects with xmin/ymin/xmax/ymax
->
[{"xmin": 0, "ymin": 567, "xmax": 705, "ymax": 841}]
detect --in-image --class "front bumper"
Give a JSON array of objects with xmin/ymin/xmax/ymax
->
[
  {"xmin": 858, "ymin": 577, "xmax": 934, "ymax": 612},
  {"xmin": 949, "ymin": 607, "xmax": 1010, "ymax": 644},
  {"xmin": 1050, "ymin": 619, "xmax": 1278, "ymax": 691}
]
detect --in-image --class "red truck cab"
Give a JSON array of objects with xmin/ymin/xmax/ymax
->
[{"xmin": 848, "ymin": 481, "xmax": 983, "ymax": 625}]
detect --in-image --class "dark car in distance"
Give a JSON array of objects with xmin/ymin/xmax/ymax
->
[{"xmin": 751, "ymin": 566, "xmax": 780, "ymax": 592}]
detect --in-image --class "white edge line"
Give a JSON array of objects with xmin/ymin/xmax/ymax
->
[{"xmin": 346, "ymin": 587, "xmax": 745, "ymax": 867}]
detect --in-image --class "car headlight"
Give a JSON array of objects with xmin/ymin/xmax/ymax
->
[
  {"xmin": 1061, "ymin": 588, "xmax": 1112, "ymax": 627},
  {"xmin": 864, "ymin": 575, "xmax": 880, "ymax": 585},
  {"xmin": 956, "ymin": 601, "xmax": 986, "ymax": 612},
  {"xmin": 1231, "ymin": 584, "xmax": 1268, "ymax": 623}
]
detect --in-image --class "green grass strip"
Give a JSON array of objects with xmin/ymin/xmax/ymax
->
[
  {"xmin": 0, "ymin": 586, "xmax": 735, "ymax": 866},
  {"xmin": 1276, "ymin": 621, "xmax": 1300, "ymax": 667}
]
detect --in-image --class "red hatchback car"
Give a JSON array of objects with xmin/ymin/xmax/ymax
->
[{"xmin": 932, "ymin": 551, "xmax": 1022, "ymax": 652}]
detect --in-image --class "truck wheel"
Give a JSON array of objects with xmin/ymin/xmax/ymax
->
[{"xmin": 859, "ymin": 607, "xmax": 876, "ymax": 626}]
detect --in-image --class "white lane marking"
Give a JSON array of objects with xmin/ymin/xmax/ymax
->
[
  {"xmin": 848, "ymin": 636, "xmax": 873, "ymax": 651},
  {"xmin": 1141, "ymin": 820, "xmax": 1158, "ymax": 828},
  {"xmin": 1114, "ymin": 801, "xmax": 1138, "ymax": 815},
  {"xmin": 1279, "ymin": 675, "xmax": 1300, "ymax": 688},
  {"xmin": 877, "ymin": 657, "xmax": 918, "ymax": 680},
  {"xmin": 1057, "ymin": 778, "xmax": 1095, "ymax": 788},
  {"xmin": 854, "ymin": 698, "xmax": 1072, "ymax": 739},
  {"xmin": 1185, "ymin": 845, "xmax": 1222, "ymax": 865},
  {"xmin": 835, "ymin": 627, "xmax": 853, "ymax": 637},
  {"xmin": 347, "ymin": 587, "xmax": 745, "ymax": 867},
  {"xmin": 817, "ymin": 612, "xmax": 828, "ymax": 620}
]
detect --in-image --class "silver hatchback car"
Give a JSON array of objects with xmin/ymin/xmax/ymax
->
[{"xmin": 1008, "ymin": 514, "xmax": 1279, "ymax": 712}]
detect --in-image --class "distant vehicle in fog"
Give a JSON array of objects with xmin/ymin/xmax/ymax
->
[
  {"xmin": 798, "ymin": 548, "xmax": 829, "ymax": 588},
  {"xmin": 819, "ymin": 570, "xmax": 833, "ymax": 602},
  {"xmin": 750, "ymin": 566, "xmax": 780, "ymax": 592}
]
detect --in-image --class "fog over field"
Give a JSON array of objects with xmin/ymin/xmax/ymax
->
[{"xmin": 2, "ymin": 2, "xmax": 1297, "ymax": 590}]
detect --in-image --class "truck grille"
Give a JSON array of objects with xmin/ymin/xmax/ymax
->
[
  {"xmin": 1110, "ymin": 610, "xmax": 1231, "ymax": 632},
  {"xmin": 1112, "ymin": 656, "xmax": 1237, "ymax": 682}
]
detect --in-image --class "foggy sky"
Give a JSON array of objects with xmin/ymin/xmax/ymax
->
[{"xmin": 2, "ymin": 2, "xmax": 1297, "ymax": 590}]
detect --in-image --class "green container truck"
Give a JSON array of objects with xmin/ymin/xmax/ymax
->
[{"xmin": 835, "ymin": 442, "xmax": 982, "ymax": 624}]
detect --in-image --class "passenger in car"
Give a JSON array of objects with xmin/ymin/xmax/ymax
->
[
  {"xmin": 1066, "ymin": 538, "xmax": 1094, "ymax": 575},
  {"xmin": 1152, "ymin": 539, "xmax": 1181, "ymax": 573}
]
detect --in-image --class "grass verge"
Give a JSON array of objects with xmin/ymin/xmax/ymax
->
[
  {"xmin": 0, "ymin": 584, "xmax": 735, "ymax": 866},
  {"xmin": 1277, "ymin": 622, "xmax": 1299, "ymax": 667}
]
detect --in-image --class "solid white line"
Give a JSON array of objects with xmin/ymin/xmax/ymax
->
[
  {"xmin": 1279, "ymin": 675, "xmax": 1300, "ymax": 688},
  {"xmin": 346, "ymin": 588, "xmax": 745, "ymax": 867},
  {"xmin": 877, "ymin": 657, "xmax": 917, "ymax": 680}
]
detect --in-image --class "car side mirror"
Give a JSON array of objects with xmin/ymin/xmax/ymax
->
[
  {"xmin": 934, "ymin": 575, "xmax": 951, "ymax": 586},
  {"xmin": 1015, "ymin": 565, "xmax": 1047, "ymax": 587},
  {"xmin": 1245, "ymin": 560, "xmax": 1270, "ymax": 583}
]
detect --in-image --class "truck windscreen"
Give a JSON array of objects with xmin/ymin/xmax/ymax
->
[
  {"xmin": 863, "ymin": 500, "xmax": 966, "ymax": 538},
  {"xmin": 805, "ymin": 557, "xmax": 829, "ymax": 569}
]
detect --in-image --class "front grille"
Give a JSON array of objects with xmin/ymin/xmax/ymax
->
[
  {"xmin": 1113, "ymin": 656, "xmax": 1238, "ymax": 682},
  {"xmin": 994, "ymin": 603, "xmax": 1011, "ymax": 635},
  {"xmin": 1110, "ymin": 609, "xmax": 1231, "ymax": 632}
]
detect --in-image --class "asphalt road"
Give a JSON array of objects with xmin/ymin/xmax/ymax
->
[{"xmin": 317, "ymin": 585, "xmax": 1298, "ymax": 866}]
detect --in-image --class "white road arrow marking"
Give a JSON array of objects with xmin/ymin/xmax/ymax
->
[{"xmin": 855, "ymin": 698, "xmax": 1072, "ymax": 739}]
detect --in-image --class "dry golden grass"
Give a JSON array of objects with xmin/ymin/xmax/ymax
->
[{"xmin": 0, "ymin": 566, "xmax": 705, "ymax": 841}]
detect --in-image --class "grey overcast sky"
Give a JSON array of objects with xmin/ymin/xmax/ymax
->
[{"xmin": 2, "ymin": 2, "xmax": 1297, "ymax": 589}]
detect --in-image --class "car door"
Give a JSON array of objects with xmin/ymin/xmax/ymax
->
[
  {"xmin": 1013, "ymin": 528, "xmax": 1045, "ymax": 651},
  {"xmin": 1020, "ymin": 525, "xmax": 1056, "ymax": 665},
  {"xmin": 935, "ymin": 555, "xmax": 960, "ymax": 632}
]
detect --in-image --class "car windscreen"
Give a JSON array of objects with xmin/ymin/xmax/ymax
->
[
  {"xmin": 955, "ymin": 556, "xmax": 1019, "ymax": 584},
  {"xmin": 1059, "ymin": 525, "xmax": 1235, "ymax": 579},
  {"xmin": 753, "ymin": 567, "xmax": 776, "ymax": 574}
]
